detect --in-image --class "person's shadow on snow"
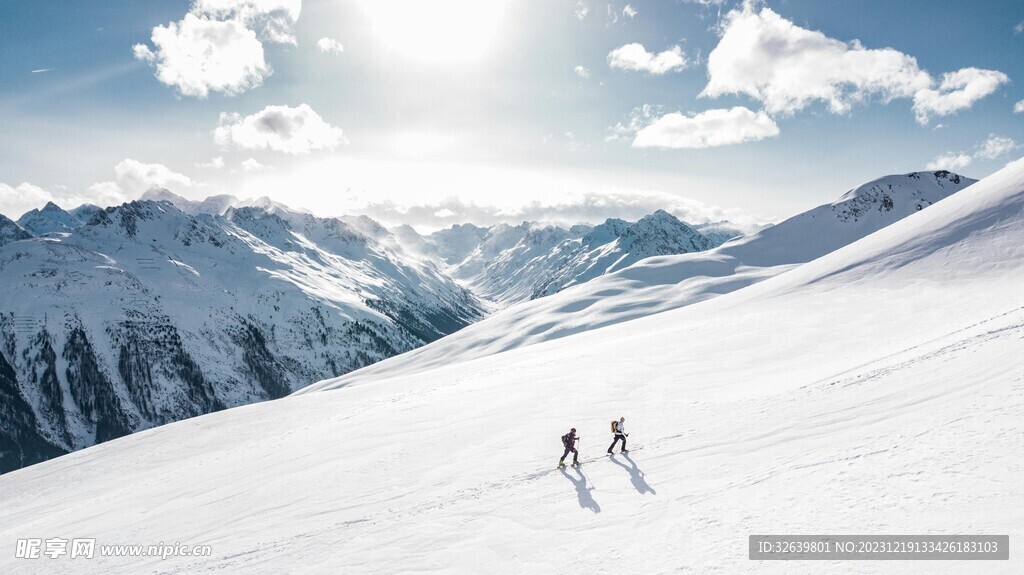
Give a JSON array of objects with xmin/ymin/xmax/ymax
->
[
  {"xmin": 611, "ymin": 453, "xmax": 656, "ymax": 495},
  {"xmin": 559, "ymin": 466, "xmax": 601, "ymax": 513}
]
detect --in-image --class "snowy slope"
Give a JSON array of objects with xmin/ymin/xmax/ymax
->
[
  {"xmin": 0, "ymin": 163, "xmax": 1020, "ymax": 574},
  {"xmin": 303, "ymin": 171, "xmax": 976, "ymax": 385},
  {"xmin": 0, "ymin": 199, "xmax": 484, "ymax": 473}
]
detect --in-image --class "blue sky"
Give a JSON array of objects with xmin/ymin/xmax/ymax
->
[{"xmin": 1, "ymin": 0, "xmax": 1023, "ymax": 229}]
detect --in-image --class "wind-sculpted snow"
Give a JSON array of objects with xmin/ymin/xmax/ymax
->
[
  {"xmin": 0, "ymin": 199, "xmax": 484, "ymax": 473},
  {"xmin": 0, "ymin": 163, "xmax": 1020, "ymax": 573},
  {"xmin": 304, "ymin": 170, "xmax": 975, "ymax": 390}
]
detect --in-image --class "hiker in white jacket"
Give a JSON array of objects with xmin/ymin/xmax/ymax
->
[{"xmin": 607, "ymin": 417, "xmax": 628, "ymax": 454}]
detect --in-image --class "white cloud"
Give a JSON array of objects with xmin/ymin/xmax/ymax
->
[
  {"xmin": 911, "ymin": 68, "xmax": 1009, "ymax": 125},
  {"xmin": 608, "ymin": 43, "xmax": 688, "ymax": 75},
  {"xmin": 193, "ymin": 0, "xmax": 301, "ymax": 43},
  {"xmin": 1015, "ymin": 100, "xmax": 1024, "ymax": 114},
  {"xmin": 925, "ymin": 153, "xmax": 972, "ymax": 171},
  {"xmin": 574, "ymin": 65, "xmax": 591, "ymax": 79},
  {"xmin": 214, "ymin": 103, "xmax": 347, "ymax": 154},
  {"xmin": 0, "ymin": 183, "xmax": 63, "ymax": 219},
  {"xmin": 112, "ymin": 159, "xmax": 194, "ymax": 196},
  {"xmin": 623, "ymin": 4, "xmax": 637, "ymax": 18},
  {"xmin": 134, "ymin": 0, "xmax": 300, "ymax": 98},
  {"xmin": 631, "ymin": 107, "xmax": 780, "ymax": 149},
  {"xmin": 575, "ymin": 1, "xmax": 589, "ymax": 20},
  {"xmin": 0, "ymin": 160, "xmax": 200, "ymax": 218},
  {"xmin": 703, "ymin": 5, "xmax": 930, "ymax": 115},
  {"xmin": 924, "ymin": 134, "xmax": 1017, "ymax": 172},
  {"xmin": 241, "ymin": 157, "xmax": 269, "ymax": 171},
  {"xmin": 1016, "ymin": 21, "xmax": 1024, "ymax": 34},
  {"xmin": 0, "ymin": 181, "xmax": 130, "ymax": 220},
  {"xmin": 606, "ymin": 4, "xmax": 618, "ymax": 25},
  {"xmin": 317, "ymin": 37, "xmax": 344, "ymax": 54},
  {"xmin": 974, "ymin": 135, "xmax": 1018, "ymax": 161},
  {"xmin": 85, "ymin": 160, "xmax": 194, "ymax": 207},
  {"xmin": 702, "ymin": 4, "xmax": 1007, "ymax": 124},
  {"xmin": 134, "ymin": 14, "xmax": 269, "ymax": 98}
]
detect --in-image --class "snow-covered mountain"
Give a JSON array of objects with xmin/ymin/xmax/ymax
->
[
  {"xmin": 0, "ymin": 214, "xmax": 32, "ymax": 247},
  {"xmin": 138, "ymin": 188, "xmax": 297, "ymax": 217},
  {"xmin": 410, "ymin": 210, "xmax": 720, "ymax": 305},
  {"xmin": 0, "ymin": 173, "xmax": 973, "ymax": 475},
  {"xmin": 694, "ymin": 220, "xmax": 763, "ymax": 245},
  {"xmin": 117, "ymin": 190, "xmax": 738, "ymax": 306},
  {"xmin": 0, "ymin": 198, "xmax": 485, "ymax": 473},
  {"xmin": 15, "ymin": 201, "xmax": 87, "ymax": 235},
  {"xmin": 0, "ymin": 162, "xmax": 1019, "ymax": 573},
  {"xmin": 69, "ymin": 203, "xmax": 103, "ymax": 224},
  {"xmin": 301, "ymin": 170, "xmax": 977, "ymax": 383}
]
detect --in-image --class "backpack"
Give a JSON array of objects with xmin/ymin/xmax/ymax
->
[
  {"xmin": 611, "ymin": 420, "xmax": 618, "ymax": 433},
  {"xmin": 561, "ymin": 433, "xmax": 571, "ymax": 447}
]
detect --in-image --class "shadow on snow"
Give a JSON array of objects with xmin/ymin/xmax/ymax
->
[
  {"xmin": 559, "ymin": 465, "xmax": 601, "ymax": 513},
  {"xmin": 610, "ymin": 453, "xmax": 656, "ymax": 495}
]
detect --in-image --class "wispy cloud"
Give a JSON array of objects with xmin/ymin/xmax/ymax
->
[
  {"xmin": 974, "ymin": 135, "xmax": 1019, "ymax": 160},
  {"xmin": 574, "ymin": 65, "xmax": 591, "ymax": 79},
  {"xmin": 925, "ymin": 134, "xmax": 1019, "ymax": 171},
  {"xmin": 574, "ymin": 1, "xmax": 589, "ymax": 20},
  {"xmin": 30, "ymin": 68, "xmax": 53, "ymax": 74},
  {"xmin": 925, "ymin": 152, "xmax": 972, "ymax": 171},
  {"xmin": 606, "ymin": 4, "xmax": 618, "ymax": 25}
]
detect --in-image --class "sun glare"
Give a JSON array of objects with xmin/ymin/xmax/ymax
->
[{"xmin": 359, "ymin": 0, "xmax": 508, "ymax": 64}]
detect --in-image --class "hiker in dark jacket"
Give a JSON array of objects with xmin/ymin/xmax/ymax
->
[
  {"xmin": 559, "ymin": 428, "xmax": 580, "ymax": 467},
  {"xmin": 608, "ymin": 417, "xmax": 628, "ymax": 453}
]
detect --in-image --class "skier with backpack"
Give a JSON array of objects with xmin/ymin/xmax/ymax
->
[
  {"xmin": 608, "ymin": 417, "xmax": 628, "ymax": 454},
  {"xmin": 559, "ymin": 428, "xmax": 580, "ymax": 467}
]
